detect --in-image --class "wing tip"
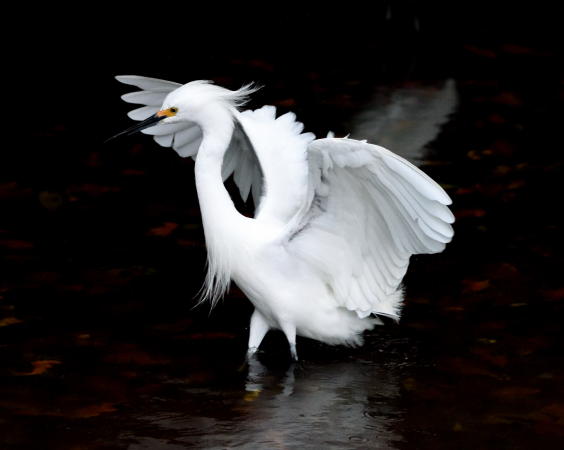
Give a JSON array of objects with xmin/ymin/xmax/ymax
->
[
  {"xmin": 115, "ymin": 75, "xmax": 137, "ymax": 85},
  {"xmin": 439, "ymin": 191, "xmax": 454, "ymax": 206},
  {"xmin": 120, "ymin": 92, "xmax": 136, "ymax": 102}
]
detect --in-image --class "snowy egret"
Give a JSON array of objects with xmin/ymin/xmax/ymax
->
[{"xmin": 110, "ymin": 76, "xmax": 454, "ymax": 360}]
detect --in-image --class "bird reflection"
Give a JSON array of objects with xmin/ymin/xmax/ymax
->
[
  {"xmin": 240, "ymin": 357, "xmax": 403, "ymax": 448},
  {"xmin": 245, "ymin": 355, "xmax": 270, "ymax": 393},
  {"xmin": 127, "ymin": 354, "xmax": 403, "ymax": 448},
  {"xmin": 279, "ymin": 364, "xmax": 295, "ymax": 398},
  {"xmin": 246, "ymin": 356, "xmax": 296, "ymax": 397}
]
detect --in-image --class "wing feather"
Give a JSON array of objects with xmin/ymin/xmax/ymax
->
[
  {"xmin": 121, "ymin": 90, "xmax": 170, "ymax": 106},
  {"xmin": 116, "ymin": 75, "xmax": 268, "ymax": 205},
  {"xmin": 140, "ymin": 123, "xmax": 187, "ymax": 136},
  {"xmin": 127, "ymin": 106, "xmax": 160, "ymax": 120},
  {"xmin": 115, "ymin": 75, "xmax": 181, "ymax": 91},
  {"xmin": 375, "ymin": 167, "xmax": 453, "ymax": 240},
  {"xmin": 153, "ymin": 134, "xmax": 174, "ymax": 147},
  {"xmin": 175, "ymin": 138, "xmax": 202, "ymax": 158},
  {"xmin": 236, "ymin": 107, "xmax": 314, "ymax": 215},
  {"xmin": 233, "ymin": 150, "xmax": 254, "ymax": 202},
  {"xmin": 285, "ymin": 137, "xmax": 454, "ymax": 318},
  {"xmin": 221, "ymin": 143, "xmax": 239, "ymax": 181},
  {"xmin": 173, "ymin": 126, "xmax": 201, "ymax": 148}
]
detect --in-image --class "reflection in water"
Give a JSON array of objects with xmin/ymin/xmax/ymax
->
[
  {"xmin": 351, "ymin": 79, "xmax": 458, "ymax": 165},
  {"xmin": 245, "ymin": 356, "xmax": 272, "ymax": 394},
  {"xmin": 125, "ymin": 357, "xmax": 403, "ymax": 449}
]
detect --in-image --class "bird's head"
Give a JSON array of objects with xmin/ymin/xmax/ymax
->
[{"xmin": 108, "ymin": 80, "xmax": 259, "ymax": 141}]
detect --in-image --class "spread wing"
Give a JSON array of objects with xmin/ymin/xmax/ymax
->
[
  {"xmin": 115, "ymin": 75, "xmax": 265, "ymax": 204},
  {"xmin": 236, "ymin": 107, "xmax": 315, "ymax": 223},
  {"xmin": 283, "ymin": 138, "xmax": 454, "ymax": 318},
  {"xmin": 116, "ymin": 75, "xmax": 204, "ymax": 158}
]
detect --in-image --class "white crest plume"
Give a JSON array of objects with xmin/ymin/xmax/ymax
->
[{"xmin": 169, "ymin": 80, "xmax": 261, "ymax": 111}]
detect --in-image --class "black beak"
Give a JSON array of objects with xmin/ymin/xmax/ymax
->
[{"xmin": 105, "ymin": 114, "xmax": 165, "ymax": 143}]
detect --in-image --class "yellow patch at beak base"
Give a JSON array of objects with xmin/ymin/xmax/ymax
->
[{"xmin": 156, "ymin": 108, "xmax": 177, "ymax": 118}]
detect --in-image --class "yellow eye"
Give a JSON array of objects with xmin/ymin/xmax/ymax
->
[{"xmin": 170, "ymin": 107, "xmax": 178, "ymax": 114}]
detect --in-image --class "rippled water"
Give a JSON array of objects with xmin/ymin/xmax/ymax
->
[{"xmin": 125, "ymin": 355, "xmax": 404, "ymax": 449}]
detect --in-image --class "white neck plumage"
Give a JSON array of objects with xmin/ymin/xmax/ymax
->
[{"xmin": 194, "ymin": 105, "xmax": 247, "ymax": 306}]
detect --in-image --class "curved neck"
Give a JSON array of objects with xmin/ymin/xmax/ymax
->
[
  {"xmin": 193, "ymin": 107, "xmax": 248, "ymax": 305},
  {"xmin": 194, "ymin": 107, "xmax": 243, "ymax": 230}
]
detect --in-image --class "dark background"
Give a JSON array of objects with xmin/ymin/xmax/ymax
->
[{"xmin": 1, "ymin": 2, "xmax": 563, "ymax": 449}]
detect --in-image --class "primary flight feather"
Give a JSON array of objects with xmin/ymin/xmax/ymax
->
[{"xmin": 111, "ymin": 76, "xmax": 454, "ymax": 360}]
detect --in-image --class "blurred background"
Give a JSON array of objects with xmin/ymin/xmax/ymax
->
[{"xmin": 1, "ymin": 2, "xmax": 563, "ymax": 449}]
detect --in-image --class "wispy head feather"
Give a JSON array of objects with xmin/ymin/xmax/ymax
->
[
  {"xmin": 169, "ymin": 80, "xmax": 261, "ymax": 112},
  {"xmin": 224, "ymin": 82, "xmax": 262, "ymax": 108}
]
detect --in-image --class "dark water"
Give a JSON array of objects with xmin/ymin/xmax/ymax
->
[{"xmin": 2, "ymin": 5, "xmax": 563, "ymax": 449}]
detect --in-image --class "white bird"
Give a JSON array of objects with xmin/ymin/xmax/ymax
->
[{"xmin": 110, "ymin": 76, "xmax": 454, "ymax": 361}]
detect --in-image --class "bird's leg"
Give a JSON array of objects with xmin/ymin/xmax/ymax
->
[
  {"xmin": 247, "ymin": 309, "xmax": 270, "ymax": 359},
  {"xmin": 280, "ymin": 322, "xmax": 298, "ymax": 362}
]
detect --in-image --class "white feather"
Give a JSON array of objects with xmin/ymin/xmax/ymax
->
[
  {"xmin": 115, "ymin": 75, "xmax": 181, "ymax": 91},
  {"xmin": 140, "ymin": 123, "xmax": 186, "ymax": 136},
  {"xmin": 173, "ymin": 125, "xmax": 200, "ymax": 148},
  {"xmin": 121, "ymin": 90, "xmax": 170, "ymax": 106},
  {"xmin": 174, "ymin": 138, "xmax": 202, "ymax": 158},
  {"xmin": 116, "ymin": 76, "xmax": 263, "ymax": 199},
  {"xmin": 283, "ymin": 138, "xmax": 454, "ymax": 319},
  {"xmin": 153, "ymin": 133, "xmax": 174, "ymax": 147},
  {"xmin": 127, "ymin": 106, "xmax": 159, "ymax": 121}
]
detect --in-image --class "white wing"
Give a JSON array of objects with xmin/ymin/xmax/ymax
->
[
  {"xmin": 350, "ymin": 80, "xmax": 457, "ymax": 164},
  {"xmin": 284, "ymin": 138, "xmax": 454, "ymax": 319},
  {"xmin": 116, "ymin": 75, "xmax": 269, "ymax": 205},
  {"xmin": 116, "ymin": 75, "xmax": 203, "ymax": 157},
  {"xmin": 237, "ymin": 107, "xmax": 315, "ymax": 223}
]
